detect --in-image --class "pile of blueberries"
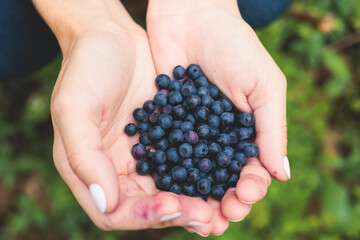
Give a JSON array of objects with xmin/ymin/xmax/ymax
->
[{"xmin": 124, "ymin": 64, "xmax": 258, "ymax": 201}]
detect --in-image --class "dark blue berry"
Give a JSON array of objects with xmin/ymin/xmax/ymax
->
[
  {"xmin": 155, "ymin": 74, "xmax": 171, "ymax": 89},
  {"xmin": 178, "ymin": 143, "xmax": 193, "ymax": 158},
  {"xmin": 199, "ymin": 171, "xmax": 206, "ymax": 178},
  {"xmin": 186, "ymin": 95, "xmax": 201, "ymax": 110},
  {"xmin": 181, "ymin": 82, "xmax": 196, "ymax": 97},
  {"xmin": 227, "ymin": 173, "xmax": 239, "ymax": 187},
  {"xmin": 244, "ymin": 143, "xmax": 259, "ymax": 157},
  {"xmin": 216, "ymin": 152, "xmax": 231, "ymax": 167},
  {"xmin": 198, "ymin": 158, "xmax": 212, "ymax": 173},
  {"xmin": 125, "ymin": 123, "xmax": 137, "ymax": 136},
  {"xmin": 211, "ymin": 184, "xmax": 226, "ymax": 200},
  {"xmin": 153, "ymin": 92, "xmax": 167, "ymax": 107},
  {"xmin": 173, "ymin": 105, "xmax": 187, "ymax": 119},
  {"xmin": 156, "ymin": 164, "xmax": 168, "ymax": 176},
  {"xmin": 208, "ymin": 85, "xmax": 219, "ymax": 98},
  {"xmin": 198, "ymin": 139, "xmax": 208, "ymax": 145},
  {"xmin": 234, "ymin": 152, "xmax": 248, "ymax": 165},
  {"xmin": 207, "ymin": 115, "xmax": 220, "ymax": 129},
  {"xmin": 193, "ymin": 142, "xmax": 209, "ymax": 158},
  {"xmin": 236, "ymin": 141, "xmax": 248, "ymax": 151},
  {"xmin": 169, "ymin": 80, "xmax": 183, "ymax": 92},
  {"xmin": 210, "ymin": 101, "xmax": 224, "ymax": 115},
  {"xmin": 197, "ymin": 179, "xmax": 211, "ymax": 195},
  {"xmin": 186, "ymin": 64, "xmax": 201, "ymax": 79},
  {"xmin": 229, "ymin": 160, "xmax": 242, "ymax": 173},
  {"xmin": 205, "ymin": 174, "xmax": 215, "ymax": 185},
  {"xmin": 162, "ymin": 105, "xmax": 173, "ymax": 115},
  {"xmin": 133, "ymin": 108, "xmax": 147, "ymax": 122},
  {"xmin": 156, "ymin": 174, "xmax": 173, "ymax": 190},
  {"xmin": 237, "ymin": 112, "xmax": 255, "ymax": 127},
  {"xmin": 210, "ymin": 128, "xmax": 219, "ymax": 139},
  {"xmin": 139, "ymin": 132, "xmax": 152, "ymax": 146},
  {"xmin": 197, "ymin": 124, "xmax": 211, "ymax": 139},
  {"xmin": 169, "ymin": 183, "xmax": 182, "ymax": 194},
  {"xmin": 171, "ymin": 166, "xmax": 187, "ymax": 183},
  {"xmin": 166, "ymin": 148, "xmax": 180, "ymax": 164},
  {"xmin": 197, "ymin": 87, "xmax": 210, "ymax": 97},
  {"xmin": 157, "ymin": 114, "xmax": 173, "ymax": 129},
  {"xmin": 155, "ymin": 138, "xmax": 169, "ymax": 151},
  {"xmin": 194, "ymin": 106, "xmax": 210, "ymax": 122},
  {"xmin": 147, "ymin": 147, "xmax": 156, "ymax": 159},
  {"xmin": 193, "ymin": 157, "xmax": 201, "ymax": 166},
  {"xmin": 136, "ymin": 160, "xmax": 153, "ymax": 175},
  {"xmin": 137, "ymin": 122, "xmax": 151, "ymax": 133},
  {"xmin": 181, "ymin": 121, "xmax": 194, "ymax": 132},
  {"xmin": 194, "ymin": 75, "xmax": 209, "ymax": 88},
  {"xmin": 180, "ymin": 158, "xmax": 194, "ymax": 169},
  {"xmin": 182, "ymin": 182, "xmax": 196, "ymax": 196},
  {"xmin": 214, "ymin": 167, "xmax": 229, "ymax": 183},
  {"xmin": 173, "ymin": 65, "xmax": 186, "ymax": 80},
  {"xmin": 217, "ymin": 133, "xmax": 231, "ymax": 147},
  {"xmin": 168, "ymin": 129, "xmax": 184, "ymax": 145},
  {"xmin": 131, "ymin": 143, "xmax": 146, "ymax": 159},
  {"xmin": 220, "ymin": 112, "xmax": 235, "ymax": 126},
  {"xmin": 228, "ymin": 131, "xmax": 238, "ymax": 146},
  {"xmin": 208, "ymin": 142, "xmax": 221, "ymax": 156},
  {"xmin": 173, "ymin": 120, "xmax": 182, "ymax": 129},
  {"xmin": 184, "ymin": 131, "xmax": 199, "ymax": 145},
  {"xmin": 238, "ymin": 127, "xmax": 253, "ymax": 140},
  {"xmin": 152, "ymin": 150, "xmax": 166, "ymax": 165},
  {"xmin": 148, "ymin": 112, "xmax": 160, "ymax": 125},
  {"xmin": 148, "ymin": 126, "xmax": 165, "ymax": 141},
  {"xmin": 223, "ymin": 146, "xmax": 235, "ymax": 158},
  {"xmin": 168, "ymin": 91, "xmax": 183, "ymax": 105},
  {"xmin": 185, "ymin": 114, "xmax": 196, "ymax": 125},
  {"xmin": 201, "ymin": 95, "xmax": 213, "ymax": 107},
  {"xmin": 143, "ymin": 100, "xmax": 156, "ymax": 113},
  {"xmin": 187, "ymin": 168, "xmax": 200, "ymax": 183},
  {"xmin": 220, "ymin": 98, "xmax": 233, "ymax": 111}
]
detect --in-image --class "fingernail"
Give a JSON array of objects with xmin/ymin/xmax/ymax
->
[
  {"xmin": 240, "ymin": 200, "xmax": 255, "ymax": 205},
  {"xmin": 187, "ymin": 221, "xmax": 206, "ymax": 227},
  {"xmin": 283, "ymin": 156, "xmax": 291, "ymax": 179},
  {"xmin": 189, "ymin": 228, "xmax": 208, "ymax": 237},
  {"xmin": 89, "ymin": 184, "xmax": 106, "ymax": 213},
  {"xmin": 160, "ymin": 212, "xmax": 181, "ymax": 222},
  {"xmin": 230, "ymin": 217, "xmax": 244, "ymax": 222}
]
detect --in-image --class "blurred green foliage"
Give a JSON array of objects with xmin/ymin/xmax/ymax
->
[{"xmin": 1, "ymin": 0, "xmax": 360, "ymax": 239}]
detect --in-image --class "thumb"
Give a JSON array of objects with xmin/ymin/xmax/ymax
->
[{"xmin": 52, "ymin": 97, "xmax": 119, "ymax": 213}]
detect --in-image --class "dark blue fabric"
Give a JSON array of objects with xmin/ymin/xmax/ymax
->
[{"xmin": 0, "ymin": 0, "xmax": 293, "ymax": 80}]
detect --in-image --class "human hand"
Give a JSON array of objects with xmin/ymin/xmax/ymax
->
[{"xmin": 147, "ymin": 0, "xmax": 290, "ymax": 235}]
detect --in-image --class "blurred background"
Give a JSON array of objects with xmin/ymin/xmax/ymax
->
[{"xmin": 1, "ymin": 0, "xmax": 360, "ymax": 239}]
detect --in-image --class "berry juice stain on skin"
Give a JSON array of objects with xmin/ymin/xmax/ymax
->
[{"xmin": 140, "ymin": 204, "xmax": 149, "ymax": 219}]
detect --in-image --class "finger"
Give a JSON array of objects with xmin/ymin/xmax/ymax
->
[
  {"xmin": 221, "ymin": 189, "xmax": 251, "ymax": 222},
  {"xmin": 52, "ymin": 97, "xmax": 119, "ymax": 214},
  {"xmin": 236, "ymin": 157, "xmax": 271, "ymax": 204},
  {"xmin": 208, "ymin": 198, "xmax": 229, "ymax": 236}
]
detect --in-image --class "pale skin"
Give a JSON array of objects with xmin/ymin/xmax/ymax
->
[{"xmin": 33, "ymin": 0, "xmax": 289, "ymax": 236}]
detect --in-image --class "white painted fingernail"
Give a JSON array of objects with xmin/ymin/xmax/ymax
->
[
  {"xmin": 187, "ymin": 221, "xmax": 206, "ymax": 227},
  {"xmin": 230, "ymin": 217, "xmax": 244, "ymax": 222},
  {"xmin": 89, "ymin": 184, "xmax": 106, "ymax": 213},
  {"xmin": 283, "ymin": 156, "xmax": 291, "ymax": 179},
  {"xmin": 189, "ymin": 228, "xmax": 208, "ymax": 237},
  {"xmin": 160, "ymin": 212, "xmax": 181, "ymax": 222},
  {"xmin": 240, "ymin": 200, "xmax": 255, "ymax": 205}
]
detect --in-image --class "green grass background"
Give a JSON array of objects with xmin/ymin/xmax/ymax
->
[{"xmin": 1, "ymin": 0, "xmax": 360, "ymax": 239}]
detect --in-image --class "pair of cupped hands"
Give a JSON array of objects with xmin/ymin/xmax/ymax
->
[{"xmin": 50, "ymin": 0, "xmax": 289, "ymax": 236}]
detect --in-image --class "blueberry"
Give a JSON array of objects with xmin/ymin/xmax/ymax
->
[
  {"xmin": 237, "ymin": 113, "xmax": 255, "ymax": 127},
  {"xmin": 193, "ymin": 157, "xmax": 201, "ymax": 167},
  {"xmin": 205, "ymin": 174, "xmax": 215, "ymax": 185},
  {"xmin": 220, "ymin": 112, "xmax": 235, "ymax": 126},
  {"xmin": 159, "ymin": 89, "xmax": 169, "ymax": 96},
  {"xmin": 214, "ymin": 167, "xmax": 229, "ymax": 183},
  {"xmin": 136, "ymin": 160, "xmax": 153, "ymax": 175},
  {"xmin": 186, "ymin": 95, "xmax": 202, "ymax": 110},
  {"xmin": 220, "ymin": 98, "xmax": 233, "ymax": 111},
  {"xmin": 168, "ymin": 91, "xmax": 183, "ymax": 105},
  {"xmin": 210, "ymin": 101, "xmax": 224, "ymax": 115},
  {"xmin": 217, "ymin": 133, "xmax": 231, "ymax": 147},
  {"xmin": 216, "ymin": 152, "xmax": 231, "ymax": 167},
  {"xmin": 196, "ymin": 179, "xmax": 211, "ymax": 195},
  {"xmin": 193, "ymin": 142, "xmax": 209, "ymax": 158},
  {"xmin": 199, "ymin": 171, "xmax": 206, "ymax": 178},
  {"xmin": 169, "ymin": 80, "xmax": 183, "ymax": 92},
  {"xmin": 211, "ymin": 184, "xmax": 226, "ymax": 200},
  {"xmin": 148, "ymin": 126, "xmax": 165, "ymax": 141},
  {"xmin": 234, "ymin": 152, "xmax": 248, "ymax": 165},
  {"xmin": 125, "ymin": 123, "xmax": 137, "ymax": 136},
  {"xmin": 148, "ymin": 112, "xmax": 160, "ymax": 125},
  {"xmin": 162, "ymin": 105, "xmax": 173, "ymax": 115},
  {"xmin": 194, "ymin": 75, "xmax": 209, "ymax": 88},
  {"xmin": 152, "ymin": 150, "xmax": 166, "ymax": 165},
  {"xmin": 229, "ymin": 160, "xmax": 242, "ymax": 173},
  {"xmin": 194, "ymin": 106, "xmax": 210, "ymax": 122},
  {"xmin": 185, "ymin": 114, "xmax": 196, "ymax": 125},
  {"xmin": 143, "ymin": 100, "xmax": 156, "ymax": 113},
  {"xmin": 197, "ymin": 123, "xmax": 211, "ymax": 139},
  {"xmin": 207, "ymin": 115, "xmax": 220, "ymax": 129},
  {"xmin": 209, "ymin": 128, "xmax": 220, "ymax": 139},
  {"xmin": 186, "ymin": 64, "xmax": 201, "ymax": 79},
  {"xmin": 156, "ymin": 174, "xmax": 173, "ymax": 190},
  {"xmin": 178, "ymin": 143, "xmax": 193, "ymax": 158},
  {"xmin": 198, "ymin": 158, "xmax": 212, "ymax": 173},
  {"xmin": 244, "ymin": 143, "xmax": 259, "ymax": 157},
  {"xmin": 155, "ymin": 74, "xmax": 171, "ymax": 89},
  {"xmin": 173, "ymin": 65, "xmax": 186, "ymax": 80},
  {"xmin": 181, "ymin": 82, "xmax": 196, "ymax": 97},
  {"xmin": 168, "ymin": 129, "xmax": 184, "ymax": 145},
  {"xmin": 182, "ymin": 182, "xmax": 196, "ymax": 196},
  {"xmin": 228, "ymin": 131, "xmax": 238, "ymax": 146},
  {"xmin": 157, "ymin": 114, "xmax": 173, "ymax": 129},
  {"xmin": 133, "ymin": 108, "xmax": 147, "ymax": 122},
  {"xmin": 236, "ymin": 141, "xmax": 248, "ymax": 151},
  {"xmin": 131, "ymin": 143, "xmax": 146, "ymax": 159},
  {"xmin": 223, "ymin": 146, "xmax": 235, "ymax": 158},
  {"xmin": 173, "ymin": 105, "xmax": 187, "ymax": 119},
  {"xmin": 180, "ymin": 158, "xmax": 194, "ymax": 169},
  {"xmin": 139, "ymin": 132, "xmax": 152, "ymax": 146},
  {"xmin": 208, "ymin": 142, "xmax": 221, "ymax": 156},
  {"xmin": 184, "ymin": 131, "xmax": 199, "ymax": 145},
  {"xmin": 238, "ymin": 127, "xmax": 254, "ymax": 140},
  {"xmin": 155, "ymin": 138, "xmax": 169, "ymax": 151},
  {"xmin": 156, "ymin": 164, "xmax": 168, "ymax": 176},
  {"xmin": 137, "ymin": 122, "xmax": 151, "ymax": 133},
  {"xmin": 187, "ymin": 168, "xmax": 200, "ymax": 183},
  {"xmin": 181, "ymin": 121, "xmax": 194, "ymax": 132},
  {"xmin": 198, "ymin": 139, "xmax": 208, "ymax": 145},
  {"xmin": 197, "ymin": 87, "xmax": 210, "ymax": 97},
  {"xmin": 173, "ymin": 120, "xmax": 182, "ymax": 129},
  {"xmin": 227, "ymin": 173, "xmax": 239, "ymax": 187},
  {"xmin": 171, "ymin": 166, "xmax": 187, "ymax": 183},
  {"xmin": 208, "ymin": 85, "xmax": 219, "ymax": 99},
  {"xmin": 153, "ymin": 92, "xmax": 167, "ymax": 107},
  {"xmin": 201, "ymin": 95, "xmax": 213, "ymax": 107},
  {"xmin": 147, "ymin": 147, "xmax": 156, "ymax": 159},
  {"xmin": 166, "ymin": 147, "xmax": 180, "ymax": 164},
  {"xmin": 169, "ymin": 183, "xmax": 182, "ymax": 194}
]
